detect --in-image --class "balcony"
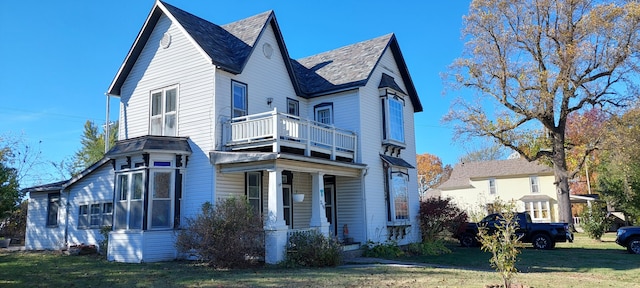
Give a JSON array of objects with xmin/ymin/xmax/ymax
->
[{"xmin": 223, "ymin": 109, "xmax": 357, "ymax": 162}]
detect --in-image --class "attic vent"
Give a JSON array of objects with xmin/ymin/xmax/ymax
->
[
  {"xmin": 160, "ymin": 33, "xmax": 172, "ymax": 49},
  {"xmin": 262, "ymin": 43, "xmax": 273, "ymax": 59}
]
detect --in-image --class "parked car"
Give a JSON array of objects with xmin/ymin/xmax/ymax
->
[
  {"xmin": 615, "ymin": 226, "xmax": 640, "ymax": 254},
  {"xmin": 454, "ymin": 212, "xmax": 574, "ymax": 249}
]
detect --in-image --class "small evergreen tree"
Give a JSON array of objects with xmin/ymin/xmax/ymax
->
[{"xmin": 579, "ymin": 202, "xmax": 612, "ymax": 240}]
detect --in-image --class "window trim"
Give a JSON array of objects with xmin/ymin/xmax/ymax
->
[
  {"xmin": 78, "ymin": 201, "xmax": 114, "ymax": 229},
  {"xmin": 314, "ymin": 102, "xmax": 333, "ymax": 125},
  {"xmin": 384, "ymin": 164, "xmax": 410, "ymax": 225},
  {"xmin": 525, "ymin": 200, "xmax": 551, "ymax": 222},
  {"xmin": 489, "ymin": 178, "xmax": 497, "ymax": 195},
  {"xmin": 381, "ymin": 93, "xmax": 405, "ymax": 145},
  {"xmin": 246, "ymin": 171, "xmax": 263, "ymax": 218},
  {"xmin": 149, "ymin": 85, "xmax": 179, "ymax": 136},
  {"xmin": 46, "ymin": 193, "xmax": 60, "ymax": 227},
  {"xmin": 530, "ymin": 176, "xmax": 540, "ymax": 193},
  {"xmin": 232, "ymin": 80, "xmax": 248, "ymax": 118},
  {"xmin": 287, "ymin": 98, "xmax": 299, "ymax": 116},
  {"xmin": 148, "ymin": 169, "xmax": 175, "ymax": 230}
]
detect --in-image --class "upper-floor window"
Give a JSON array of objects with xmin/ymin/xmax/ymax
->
[
  {"xmin": 489, "ymin": 178, "xmax": 496, "ymax": 194},
  {"xmin": 314, "ymin": 103, "xmax": 333, "ymax": 125},
  {"xmin": 47, "ymin": 193, "xmax": 60, "ymax": 227},
  {"xmin": 530, "ymin": 176, "xmax": 539, "ymax": 193},
  {"xmin": 287, "ymin": 98, "xmax": 299, "ymax": 116},
  {"xmin": 150, "ymin": 86, "xmax": 178, "ymax": 136},
  {"xmin": 232, "ymin": 81, "xmax": 248, "ymax": 118},
  {"xmin": 381, "ymin": 94, "xmax": 405, "ymax": 143}
]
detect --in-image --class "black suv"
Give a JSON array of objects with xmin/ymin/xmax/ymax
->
[{"xmin": 616, "ymin": 226, "xmax": 640, "ymax": 254}]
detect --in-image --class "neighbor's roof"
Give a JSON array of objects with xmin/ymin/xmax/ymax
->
[
  {"xmin": 438, "ymin": 158, "xmax": 554, "ymax": 190},
  {"xmin": 108, "ymin": 1, "xmax": 422, "ymax": 112}
]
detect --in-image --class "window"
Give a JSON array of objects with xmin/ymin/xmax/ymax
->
[
  {"xmin": 78, "ymin": 202, "xmax": 113, "ymax": 229},
  {"xmin": 150, "ymin": 86, "xmax": 178, "ymax": 136},
  {"xmin": 232, "ymin": 81, "xmax": 248, "ymax": 118},
  {"xmin": 246, "ymin": 172, "xmax": 262, "ymax": 217},
  {"xmin": 314, "ymin": 103, "xmax": 333, "ymax": 125},
  {"xmin": 381, "ymin": 94, "xmax": 405, "ymax": 143},
  {"xmin": 114, "ymin": 172, "xmax": 144, "ymax": 230},
  {"xmin": 526, "ymin": 201, "xmax": 550, "ymax": 222},
  {"xmin": 47, "ymin": 193, "xmax": 60, "ymax": 227},
  {"xmin": 530, "ymin": 176, "xmax": 539, "ymax": 193},
  {"xmin": 489, "ymin": 178, "xmax": 496, "ymax": 194},
  {"xmin": 385, "ymin": 166, "xmax": 409, "ymax": 223},
  {"xmin": 287, "ymin": 98, "xmax": 299, "ymax": 116},
  {"xmin": 150, "ymin": 171, "xmax": 173, "ymax": 229}
]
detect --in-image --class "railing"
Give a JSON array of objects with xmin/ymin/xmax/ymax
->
[
  {"xmin": 224, "ymin": 108, "xmax": 357, "ymax": 160},
  {"xmin": 287, "ymin": 228, "xmax": 319, "ymax": 242}
]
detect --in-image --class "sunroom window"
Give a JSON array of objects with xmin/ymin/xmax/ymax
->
[
  {"xmin": 150, "ymin": 86, "xmax": 178, "ymax": 136},
  {"xmin": 114, "ymin": 172, "xmax": 144, "ymax": 230}
]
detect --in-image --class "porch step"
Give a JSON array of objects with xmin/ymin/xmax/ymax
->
[{"xmin": 341, "ymin": 243, "xmax": 362, "ymax": 259}]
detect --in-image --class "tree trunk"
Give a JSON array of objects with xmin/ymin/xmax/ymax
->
[{"xmin": 552, "ymin": 135, "xmax": 573, "ymax": 227}]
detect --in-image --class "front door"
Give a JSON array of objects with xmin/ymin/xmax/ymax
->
[{"xmin": 324, "ymin": 177, "xmax": 336, "ymax": 236}]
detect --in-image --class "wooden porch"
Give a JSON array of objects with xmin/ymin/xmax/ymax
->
[{"xmin": 223, "ymin": 109, "xmax": 357, "ymax": 162}]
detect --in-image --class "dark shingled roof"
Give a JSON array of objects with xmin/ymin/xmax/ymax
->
[
  {"xmin": 438, "ymin": 158, "xmax": 554, "ymax": 190},
  {"xmin": 105, "ymin": 135, "xmax": 192, "ymax": 158},
  {"xmin": 379, "ymin": 73, "xmax": 407, "ymax": 94},
  {"xmin": 380, "ymin": 154, "xmax": 415, "ymax": 169},
  {"xmin": 109, "ymin": 2, "xmax": 422, "ymax": 112}
]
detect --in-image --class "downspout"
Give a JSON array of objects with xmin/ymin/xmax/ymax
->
[
  {"xmin": 360, "ymin": 167, "xmax": 369, "ymax": 242},
  {"xmin": 64, "ymin": 189, "xmax": 70, "ymax": 249},
  {"xmin": 105, "ymin": 93, "xmax": 112, "ymax": 153}
]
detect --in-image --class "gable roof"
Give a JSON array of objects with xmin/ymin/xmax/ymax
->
[
  {"xmin": 438, "ymin": 158, "xmax": 554, "ymax": 190},
  {"xmin": 107, "ymin": 1, "xmax": 421, "ymax": 112}
]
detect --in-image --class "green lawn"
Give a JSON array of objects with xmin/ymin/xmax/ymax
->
[{"xmin": 0, "ymin": 233, "xmax": 637, "ymax": 288}]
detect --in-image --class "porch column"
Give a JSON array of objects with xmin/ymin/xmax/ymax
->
[
  {"xmin": 264, "ymin": 168, "xmax": 288, "ymax": 264},
  {"xmin": 310, "ymin": 172, "xmax": 330, "ymax": 236}
]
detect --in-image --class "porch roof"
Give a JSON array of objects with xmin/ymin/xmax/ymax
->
[
  {"xmin": 210, "ymin": 151, "xmax": 366, "ymax": 177},
  {"xmin": 106, "ymin": 135, "xmax": 192, "ymax": 158}
]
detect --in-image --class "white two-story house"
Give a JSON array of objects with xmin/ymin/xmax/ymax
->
[{"xmin": 24, "ymin": 0, "xmax": 423, "ymax": 264}]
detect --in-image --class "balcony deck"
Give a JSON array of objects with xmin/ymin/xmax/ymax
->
[{"xmin": 223, "ymin": 109, "xmax": 357, "ymax": 162}]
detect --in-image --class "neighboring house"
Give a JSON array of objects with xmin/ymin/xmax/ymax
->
[
  {"xmin": 438, "ymin": 158, "xmax": 559, "ymax": 222},
  {"xmin": 24, "ymin": 0, "xmax": 423, "ymax": 264}
]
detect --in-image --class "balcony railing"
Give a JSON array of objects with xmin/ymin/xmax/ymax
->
[{"xmin": 223, "ymin": 108, "xmax": 357, "ymax": 161}]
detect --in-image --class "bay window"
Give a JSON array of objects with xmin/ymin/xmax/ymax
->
[
  {"xmin": 114, "ymin": 172, "xmax": 144, "ymax": 230},
  {"xmin": 385, "ymin": 166, "xmax": 409, "ymax": 223},
  {"xmin": 381, "ymin": 94, "xmax": 405, "ymax": 144}
]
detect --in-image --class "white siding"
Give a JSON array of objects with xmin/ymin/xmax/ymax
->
[
  {"xmin": 335, "ymin": 176, "xmax": 363, "ymax": 242},
  {"xmin": 25, "ymin": 192, "xmax": 66, "ymax": 250},
  {"xmin": 108, "ymin": 231, "xmax": 143, "ymax": 263},
  {"xmin": 355, "ymin": 48, "xmax": 421, "ymax": 244},
  {"xmin": 66, "ymin": 163, "xmax": 115, "ymax": 249}
]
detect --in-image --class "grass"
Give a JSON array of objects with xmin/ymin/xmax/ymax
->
[{"xmin": 0, "ymin": 233, "xmax": 638, "ymax": 287}]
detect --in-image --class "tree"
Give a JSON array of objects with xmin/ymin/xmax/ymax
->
[
  {"xmin": 0, "ymin": 162, "xmax": 21, "ymax": 219},
  {"xmin": 71, "ymin": 121, "xmax": 118, "ymax": 175},
  {"xmin": 597, "ymin": 108, "xmax": 640, "ymax": 224},
  {"xmin": 416, "ymin": 153, "xmax": 451, "ymax": 197},
  {"xmin": 458, "ymin": 143, "xmax": 509, "ymax": 163},
  {"xmin": 445, "ymin": 0, "xmax": 640, "ymax": 225}
]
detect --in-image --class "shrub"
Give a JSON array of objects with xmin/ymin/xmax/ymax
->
[
  {"xmin": 99, "ymin": 225, "xmax": 111, "ymax": 257},
  {"xmin": 406, "ymin": 240, "xmax": 451, "ymax": 256},
  {"xmin": 175, "ymin": 198, "xmax": 264, "ymax": 268},
  {"xmin": 361, "ymin": 240, "xmax": 404, "ymax": 258},
  {"xmin": 418, "ymin": 197, "xmax": 468, "ymax": 242},
  {"xmin": 283, "ymin": 230, "xmax": 342, "ymax": 267},
  {"xmin": 477, "ymin": 200, "xmax": 523, "ymax": 288},
  {"xmin": 580, "ymin": 202, "xmax": 612, "ymax": 240}
]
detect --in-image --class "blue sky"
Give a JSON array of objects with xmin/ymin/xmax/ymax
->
[{"xmin": 1, "ymin": 0, "xmax": 473, "ymax": 187}]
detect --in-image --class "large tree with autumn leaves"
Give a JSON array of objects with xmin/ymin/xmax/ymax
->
[{"xmin": 445, "ymin": 0, "xmax": 640, "ymax": 225}]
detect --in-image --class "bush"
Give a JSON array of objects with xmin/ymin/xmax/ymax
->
[
  {"xmin": 175, "ymin": 198, "xmax": 264, "ymax": 268},
  {"xmin": 477, "ymin": 200, "xmax": 523, "ymax": 288},
  {"xmin": 283, "ymin": 230, "xmax": 342, "ymax": 267},
  {"xmin": 361, "ymin": 240, "xmax": 404, "ymax": 258},
  {"xmin": 99, "ymin": 225, "xmax": 111, "ymax": 257},
  {"xmin": 406, "ymin": 240, "xmax": 451, "ymax": 256},
  {"xmin": 580, "ymin": 202, "xmax": 612, "ymax": 240},
  {"xmin": 418, "ymin": 197, "xmax": 468, "ymax": 242}
]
